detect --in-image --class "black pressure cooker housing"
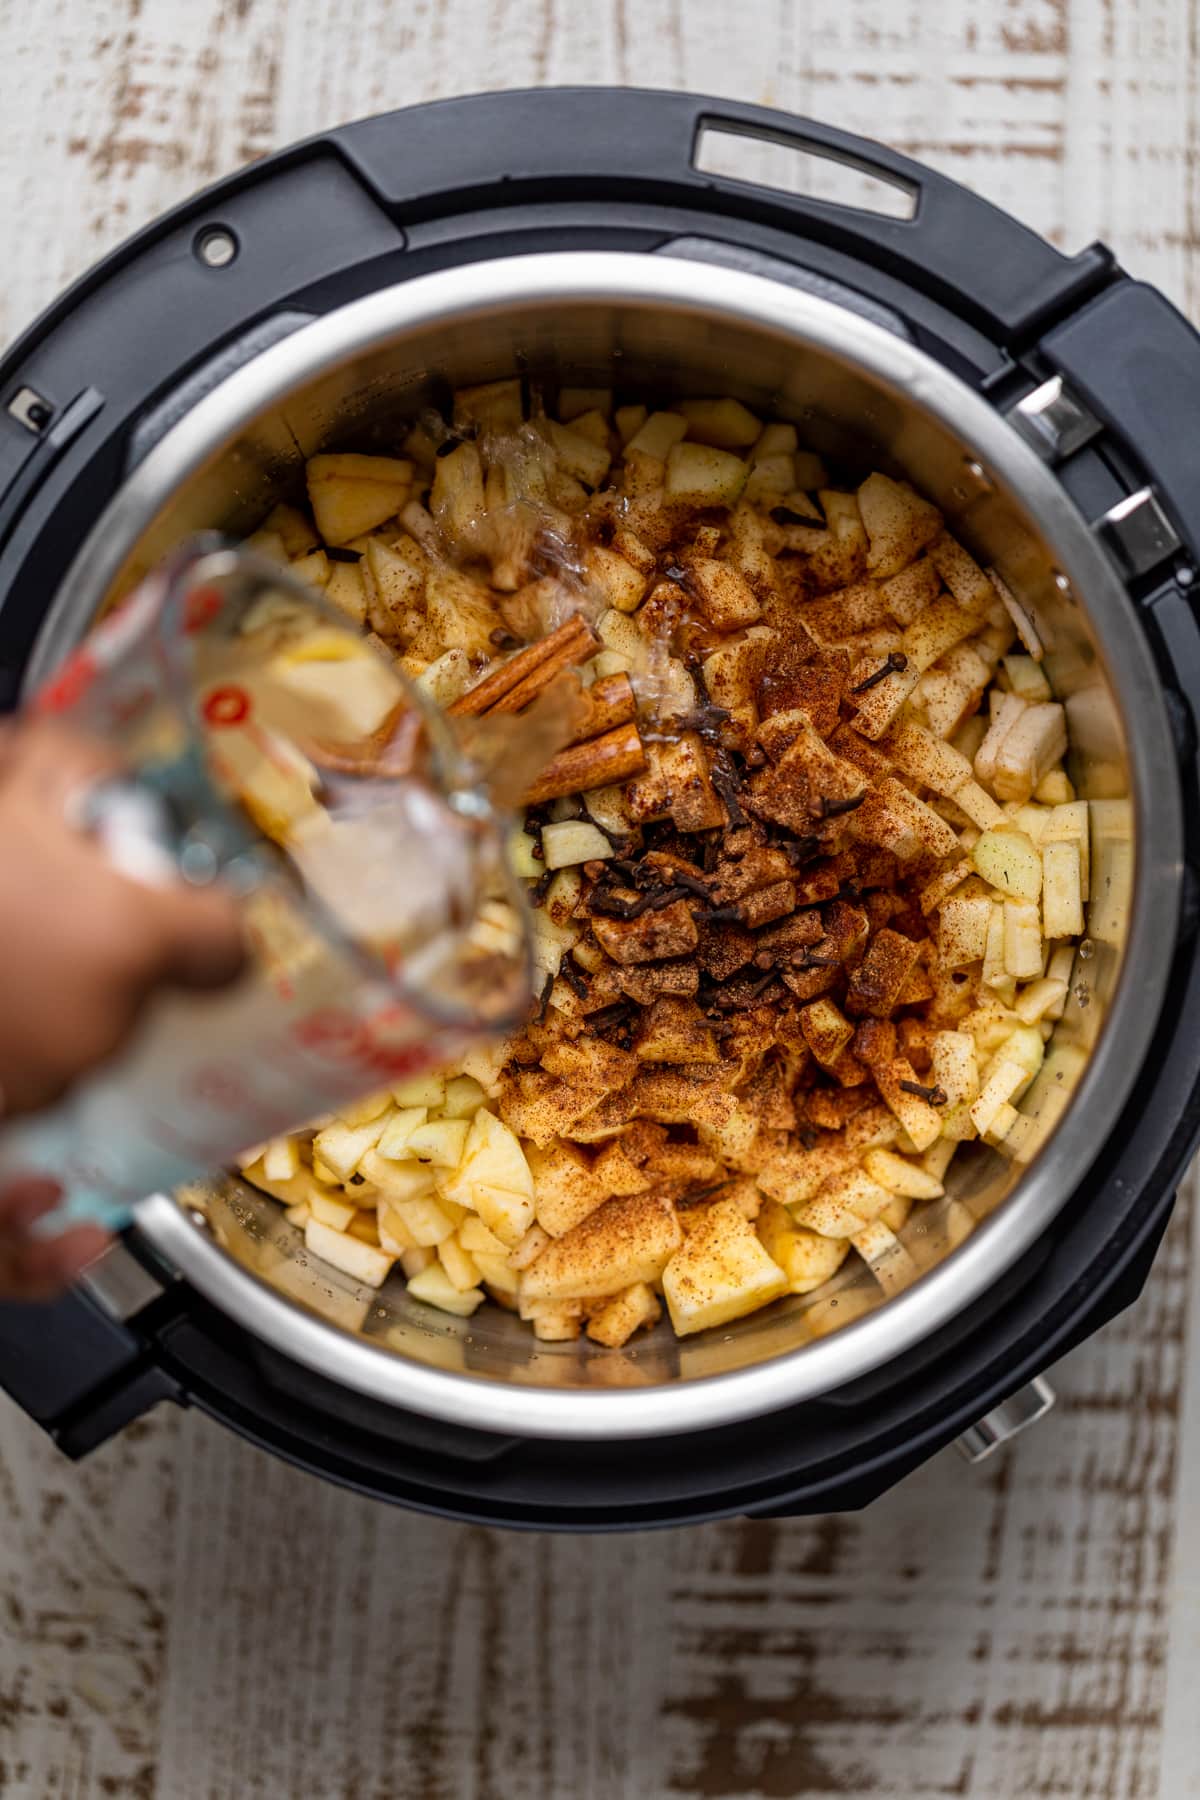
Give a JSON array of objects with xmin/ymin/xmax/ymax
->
[{"xmin": 2, "ymin": 90, "xmax": 1200, "ymax": 1529}]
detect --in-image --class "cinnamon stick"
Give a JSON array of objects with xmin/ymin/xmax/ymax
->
[
  {"xmin": 449, "ymin": 614, "xmax": 595, "ymax": 718},
  {"xmin": 524, "ymin": 721, "xmax": 648, "ymax": 804},
  {"xmin": 568, "ymin": 672, "xmax": 637, "ymax": 744}
]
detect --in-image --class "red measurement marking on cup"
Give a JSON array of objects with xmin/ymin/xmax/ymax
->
[
  {"xmin": 34, "ymin": 649, "xmax": 98, "ymax": 714},
  {"xmin": 108, "ymin": 683, "xmax": 156, "ymax": 727},
  {"xmin": 184, "ymin": 586, "xmax": 224, "ymax": 634},
  {"xmin": 203, "ymin": 685, "xmax": 252, "ymax": 727},
  {"xmin": 293, "ymin": 1008, "xmax": 426, "ymax": 1081},
  {"xmin": 186, "ymin": 1062, "xmax": 262, "ymax": 1114}
]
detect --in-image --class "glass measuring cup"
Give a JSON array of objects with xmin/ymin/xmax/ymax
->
[{"xmin": 0, "ymin": 540, "xmax": 534, "ymax": 1229}]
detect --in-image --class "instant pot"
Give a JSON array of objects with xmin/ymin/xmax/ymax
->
[{"xmin": 2, "ymin": 89, "xmax": 1199, "ymax": 1530}]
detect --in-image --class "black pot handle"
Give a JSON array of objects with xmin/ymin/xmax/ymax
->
[{"xmin": 332, "ymin": 88, "xmax": 1114, "ymax": 343}]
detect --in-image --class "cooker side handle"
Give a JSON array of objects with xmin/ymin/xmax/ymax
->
[{"xmin": 330, "ymin": 89, "xmax": 1115, "ymax": 343}]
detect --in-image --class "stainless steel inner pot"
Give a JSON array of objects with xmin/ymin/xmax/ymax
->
[{"xmin": 29, "ymin": 253, "xmax": 1183, "ymax": 1440}]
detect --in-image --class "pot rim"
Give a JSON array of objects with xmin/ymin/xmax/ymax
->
[{"xmin": 47, "ymin": 251, "xmax": 1181, "ymax": 1440}]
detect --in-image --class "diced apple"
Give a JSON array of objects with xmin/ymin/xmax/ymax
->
[
  {"xmin": 437, "ymin": 1234, "xmax": 483, "ymax": 1293},
  {"xmin": 543, "ymin": 418, "xmax": 612, "ymax": 487},
  {"xmin": 928, "ymin": 532, "xmax": 994, "ymax": 613},
  {"xmin": 938, "ymin": 889, "xmax": 992, "ymax": 967},
  {"xmin": 1034, "ymin": 767, "xmax": 1074, "ymax": 805},
  {"xmin": 757, "ymin": 1199, "xmax": 851, "ymax": 1295},
  {"xmin": 458, "ymin": 1215, "xmax": 510, "ymax": 1257},
  {"xmin": 586, "ymin": 1283, "xmax": 663, "ymax": 1348},
  {"xmin": 406, "ymin": 1119, "xmax": 470, "ymax": 1168},
  {"xmin": 375, "ymin": 1107, "xmax": 429, "ymax": 1160},
  {"xmin": 407, "ymin": 1261, "xmax": 485, "ymax": 1317},
  {"xmin": 289, "ymin": 550, "xmax": 331, "ymax": 591},
  {"xmin": 862, "ymin": 1147, "xmax": 945, "ymax": 1199},
  {"xmin": 969, "ymin": 1057, "xmax": 1030, "ymax": 1138},
  {"xmin": 661, "ymin": 1199, "xmax": 789, "ymax": 1337},
  {"xmin": 305, "ymin": 1216, "xmax": 395, "ymax": 1288},
  {"xmin": 597, "ymin": 605, "xmax": 643, "ymax": 664},
  {"xmin": 992, "ymin": 703, "xmax": 1068, "ymax": 804},
  {"xmin": 972, "ymin": 828, "xmax": 1042, "ymax": 902},
  {"xmin": 440, "ymin": 1075, "xmax": 487, "ymax": 1119},
  {"xmin": 415, "ymin": 648, "xmax": 473, "ymax": 706},
  {"xmin": 874, "ymin": 1058, "xmax": 944, "ymax": 1152},
  {"xmin": 799, "ymin": 997, "xmax": 855, "ymax": 1068},
  {"xmin": 1003, "ymin": 901, "xmax": 1044, "ymax": 980},
  {"xmin": 672, "ymin": 396, "xmax": 759, "ymax": 448},
  {"xmin": 1041, "ymin": 801, "xmax": 1090, "ymax": 899},
  {"xmin": 973, "ymin": 691, "xmax": 1026, "ymax": 789},
  {"xmin": 309, "ymin": 1191, "xmax": 357, "ymax": 1232},
  {"xmin": 1003, "ymin": 655, "xmax": 1052, "ymax": 703},
  {"xmin": 665, "ymin": 441, "xmax": 749, "ymax": 507},
  {"xmin": 541, "ymin": 820, "xmax": 614, "ymax": 870},
  {"xmin": 1015, "ymin": 975, "xmax": 1069, "ymax": 1024},
  {"xmin": 390, "ymin": 1073, "xmax": 446, "ymax": 1109},
  {"xmin": 262, "ymin": 1136, "xmax": 301, "ymax": 1182},
  {"xmin": 615, "ymin": 403, "xmax": 649, "ymax": 445},
  {"xmin": 626, "ymin": 411, "xmax": 688, "ymax": 460},
  {"xmin": 306, "ymin": 453, "xmax": 412, "ymax": 545},
  {"xmin": 520, "ymin": 1192, "xmax": 683, "ymax": 1302},
  {"xmin": 584, "ymin": 544, "xmax": 649, "ymax": 614},
  {"xmin": 392, "ymin": 1193, "xmax": 457, "ymax": 1247},
  {"xmin": 1041, "ymin": 839, "xmax": 1084, "ymax": 939},
  {"xmin": 793, "ymin": 1167, "xmax": 895, "ymax": 1237},
  {"xmin": 461, "ymin": 1108, "xmax": 534, "ymax": 1200},
  {"xmin": 849, "ymin": 1219, "xmax": 921, "ymax": 1296},
  {"xmin": 744, "ymin": 454, "xmax": 796, "ymax": 502},
  {"xmin": 453, "ymin": 378, "xmax": 523, "ymax": 431},
  {"xmin": 311, "ymin": 1115, "xmax": 390, "ymax": 1183},
  {"xmin": 377, "ymin": 1202, "xmax": 418, "ymax": 1256},
  {"xmin": 857, "ymin": 473, "xmax": 942, "ymax": 578},
  {"xmin": 902, "ymin": 596, "xmax": 979, "ymax": 673}
]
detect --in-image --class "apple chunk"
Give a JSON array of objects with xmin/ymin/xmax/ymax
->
[{"xmin": 662, "ymin": 1200, "xmax": 789, "ymax": 1336}]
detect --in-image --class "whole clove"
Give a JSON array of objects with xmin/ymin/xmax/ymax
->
[
  {"xmin": 326, "ymin": 545, "xmax": 363, "ymax": 564},
  {"xmin": 817, "ymin": 791, "xmax": 867, "ymax": 819},
  {"xmin": 589, "ymin": 889, "xmax": 653, "ymax": 921},
  {"xmin": 587, "ymin": 1001, "xmax": 634, "ymax": 1032},
  {"xmin": 560, "ymin": 960, "xmax": 589, "ymax": 999},
  {"xmin": 850, "ymin": 651, "xmax": 909, "ymax": 695},
  {"xmin": 489, "ymin": 628, "xmax": 522, "ymax": 650},
  {"xmin": 672, "ymin": 870, "xmax": 714, "ymax": 903},
  {"xmin": 744, "ymin": 970, "xmax": 781, "ymax": 1001},
  {"xmin": 706, "ymin": 903, "xmax": 746, "ymax": 926},
  {"xmin": 770, "ymin": 504, "xmax": 824, "ymax": 529},
  {"xmin": 899, "ymin": 1080, "xmax": 948, "ymax": 1106},
  {"xmin": 711, "ymin": 763, "xmax": 747, "ymax": 826},
  {"xmin": 647, "ymin": 884, "xmax": 691, "ymax": 912}
]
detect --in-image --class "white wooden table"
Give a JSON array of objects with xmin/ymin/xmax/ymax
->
[{"xmin": 3, "ymin": 2, "xmax": 1200, "ymax": 1794}]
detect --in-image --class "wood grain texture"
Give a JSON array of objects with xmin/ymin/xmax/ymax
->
[{"xmin": 2, "ymin": 1, "xmax": 1200, "ymax": 1795}]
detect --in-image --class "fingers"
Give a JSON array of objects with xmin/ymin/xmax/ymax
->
[
  {"xmin": 0, "ymin": 1226, "xmax": 111, "ymax": 1302},
  {"xmin": 0, "ymin": 1178, "xmax": 111, "ymax": 1302},
  {"xmin": 147, "ymin": 880, "xmax": 248, "ymax": 989},
  {"xmin": 0, "ymin": 714, "xmax": 121, "ymax": 806},
  {"xmin": 0, "ymin": 1174, "xmax": 63, "ymax": 1232}
]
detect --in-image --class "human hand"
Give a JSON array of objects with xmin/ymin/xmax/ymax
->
[
  {"xmin": 0, "ymin": 715, "xmax": 246, "ymax": 1298},
  {"xmin": 0, "ymin": 1175, "xmax": 110, "ymax": 1301},
  {"xmin": 0, "ymin": 714, "xmax": 246, "ymax": 1117}
]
